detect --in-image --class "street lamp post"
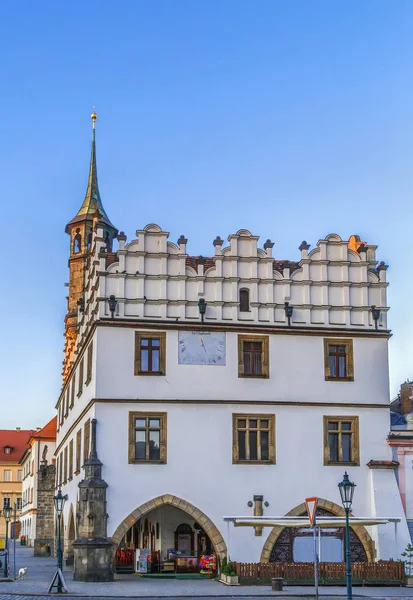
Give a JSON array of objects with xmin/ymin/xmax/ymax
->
[
  {"xmin": 3, "ymin": 505, "xmax": 12, "ymax": 578},
  {"xmin": 338, "ymin": 472, "xmax": 356, "ymax": 600},
  {"xmin": 54, "ymin": 488, "xmax": 67, "ymax": 592}
]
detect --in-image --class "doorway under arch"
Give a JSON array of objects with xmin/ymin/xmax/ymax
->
[
  {"xmin": 111, "ymin": 494, "xmax": 227, "ymax": 570},
  {"xmin": 65, "ymin": 506, "xmax": 76, "ymax": 566},
  {"xmin": 260, "ymin": 498, "xmax": 376, "ymax": 563}
]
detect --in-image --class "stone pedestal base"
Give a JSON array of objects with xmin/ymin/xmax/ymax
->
[
  {"xmin": 34, "ymin": 539, "xmax": 54, "ymax": 557},
  {"xmin": 73, "ymin": 538, "xmax": 114, "ymax": 582}
]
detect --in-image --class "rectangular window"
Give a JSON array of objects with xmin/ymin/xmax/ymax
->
[
  {"xmin": 17, "ymin": 470, "xmax": 22, "ymax": 482},
  {"xmin": 30, "ymin": 488, "xmax": 33, "ymax": 503},
  {"xmin": 76, "ymin": 429, "xmax": 82, "ymax": 473},
  {"xmin": 59, "ymin": 454, "xmax": 63, "ymax": 485},
  {"xmin": 69, "ymin": 440, "xmax": 73, "ymax": 480},
  {"xmin": 239, "ymin": 289, "xmax": 250, "ymax": 312},
  {"xmin": 324, "ymin": 339, "xmax": 354, "ymax": 382},
  {"xmin": 63, "ymin": 446, "xmax": 68, "ymax": 483},
  {"xmin": 77, "ymin": 359, "xmax": 84, "ymax": 396},
  {"xmin": 3, "ymin": 470, "xmax": 11, "ymax": 482},
  {"xmin": 323, "ymin": 416, "xmax": 359, "ymax": 465},
  {"xmin": 83, "ymin": 419, "xmax": 90, "ymax": 464},
  {"xmin": 134, "ymin": 332, "xmax": 166, "ymax": 376},
  {"xmin": 86, "ymin": 342, "xmax": 93, "ymax": 385},
  {"xmin": 65, "ymin": 388, "xmax": 70, "ymax": 417},
  {"xmin": 16, "ymin": 497, "xmax": 22, "ymax": 510},
  {"xmin": 59, "ymin": 402, "xmax": 63, "ymax": 427},
  {"xmin": 128, "ymin": 412, "xmax": 167, "ymax": 464},
  {"xmin": 3, "ymin": 498, "xmax": 10, "ymax": 509},
  {"xmin": 238, "ymin": 335, "xmax": 269, "ymax": 378},
  {"xmin": 232, "ymin": 414, "xmax": 276, "ymax": 463},
  {"xmin": 70, "ymin": 378, "xmax": 75, "ymax": 408}
]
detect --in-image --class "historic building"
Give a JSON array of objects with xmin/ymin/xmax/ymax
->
[
  {"xmin": 55, "ymin": 112, "xmax": 410, "ymax": 581},
  {"xmin": 19, "ymin": 416, "xmax": 57, "ymax": 551},
  {"xmin": 0, "ymin": 429, "xmax": 34, "ymax": 541},
  {"xmin": 388, "ymin": 380, "xmax": 413, "ymax": 544}
]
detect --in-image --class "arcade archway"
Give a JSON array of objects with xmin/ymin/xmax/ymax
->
[
  {"xmin": 111, "ymin": 495, "xmax": 227, "ymax": 575},
  {"xmin": 260, "ymin": 498, "xmax": 376, "ymax": 563}
]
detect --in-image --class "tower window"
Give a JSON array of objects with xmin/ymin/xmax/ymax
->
[
  {"xmin": 240, "ymin": 289, "xmax": 250, "ymax": 312},
  {"xmin": 73, "ymin": 231, "xmax": 82, "ymax": 254}
]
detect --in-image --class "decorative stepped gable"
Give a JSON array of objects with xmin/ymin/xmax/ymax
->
[
  {"xmin": 73, "ymin": 419, "xmax": 113, "ymax": 582},
  {"xmin": 77, "ymin": 226, "xmax": 389, "ymax": 331},
  {"xmin": 63, "ymin": 111, "xmax": 118, "ymax": 383}
]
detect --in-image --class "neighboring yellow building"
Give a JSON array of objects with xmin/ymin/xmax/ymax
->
[{"xmin": 0, "ymin": 429, "xmax": 34, "ymax": 541}]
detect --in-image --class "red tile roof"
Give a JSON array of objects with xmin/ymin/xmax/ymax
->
[
  {"xmin": 30, "ymin": 416, "xmax": 57, "ymax": 441},
  {"xmin": 0, "ymin": 429, "xmax": 35, "ymax": 463}
]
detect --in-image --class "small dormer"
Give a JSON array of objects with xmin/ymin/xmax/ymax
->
[{"xmin": 4, "ymin": 445, "xmax": 12, "ymax": 455}]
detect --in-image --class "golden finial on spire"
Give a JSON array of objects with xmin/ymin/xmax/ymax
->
[{"xmin": 91, "ymin": 106, "xmax": 97, "ymax": 129}]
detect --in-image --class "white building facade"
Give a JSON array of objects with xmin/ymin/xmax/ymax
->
[{"xmin": 56, "ymin": 114, "xmax": 410, "ymax": 578}]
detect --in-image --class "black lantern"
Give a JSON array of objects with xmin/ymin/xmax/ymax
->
[
  {"xmin": 338, "ymin": 472, "xmax": 356, "ymax": 599},
  {"xmin": 54, "ymin": 488, "xmax": 66, "ymax": 516},
  {"xmin": 198, "ymin": 298, "xmax": 207, "ymax": 323},
  {"xmin": 284, "ymin": 302, "xmax": 293, "ymax": 327},
  {"xmin": 338, "ymin": 471, "xmax": 356, "ymax": 510},
  {"xmin": 3, "ymin": 505, "xmax": 11, "ymax": 522},
  {"xmin": 108, "ymin": 295, "xmax": 117, "ymax": 319},
  {"xmin": 53, "ymin": 488, "xmax": 67, "ymax": 577},
  {"xmin": 371, "ymin": 305, "xmax": 381, "ymax": 330},
  {"xmin": 3, "ymin": 505, "xmax": 12, "ymax": 578}
]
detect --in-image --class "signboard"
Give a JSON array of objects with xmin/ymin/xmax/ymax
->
[
  {"xmin": 0, "ymin": 540, "xmax": 4, "ymax": 550},
  {"xmin": 305, "ymin": 497, "xmax": 319, "ymax": 600},
  {"xmin": 305, "ymin": 497, "xmax": 318, "ymax": 527}
]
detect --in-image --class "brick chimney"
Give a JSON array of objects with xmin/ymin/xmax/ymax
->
[{"xmin": 400, "ymin": 380, "xmax": 413, "ymax": 415}]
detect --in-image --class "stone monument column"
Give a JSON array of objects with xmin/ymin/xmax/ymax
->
[{"xmin": 73, "ymin": 418, "xmax": 114, "ymax": 581}]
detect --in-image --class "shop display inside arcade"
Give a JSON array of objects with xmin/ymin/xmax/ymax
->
[{"xmin": 115, "ymin": 505, "xmax": 217, "ymax": 576}]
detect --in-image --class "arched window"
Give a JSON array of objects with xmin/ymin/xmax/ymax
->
[
  {"xmin": 175, "ymin": 523, "xmax": 194, "ymax": 554},
  {"xmin": 239, "ymin": 288, "xmax": 250, "ymax": 312},
  {"xmin": 73, "ymin": 231, "xmax": 82, "ymax": 254}
]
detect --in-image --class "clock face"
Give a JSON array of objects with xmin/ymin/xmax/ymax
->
[{"xmin": 178, "ymin": 331, "xmax": 226, "ymax": 366}]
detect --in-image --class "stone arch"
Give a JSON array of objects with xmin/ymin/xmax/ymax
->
[
  {"xmin": 111, "ymin": 494, "xmax": 227, "ymax": 560},
  {"xmin": 65, "ymin": 504, "xmax": 76, "ymax": 565},
  {"xmin": 260, "ymin": 498, "xmax": 376, "ymax": 563}
]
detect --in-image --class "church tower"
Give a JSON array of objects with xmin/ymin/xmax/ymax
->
[{"xmin": 63, "ymin": 111, "xmax": 118, "ymax": 381}]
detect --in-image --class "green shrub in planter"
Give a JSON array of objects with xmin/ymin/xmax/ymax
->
[{"xmin": 223, "ymin": 560, "xmax": 236, "ymax": 576}]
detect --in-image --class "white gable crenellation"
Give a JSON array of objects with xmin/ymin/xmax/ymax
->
[{"xmin": 76, "ymin": 223, "xmax": 388, "ymax": 345}]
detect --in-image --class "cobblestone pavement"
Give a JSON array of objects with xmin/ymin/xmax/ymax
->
[
  {"xmin": 1, "ymin": 547, "xmax": 413, "ymax": 599},
  {"xmin": 1, "ymin": 596, "xmax": 413, "ymax": 600}
]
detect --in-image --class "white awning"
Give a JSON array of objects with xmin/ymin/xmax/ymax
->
[{"xmin": 223, "ymin": 516, "xmax": 400, "ymax": 528}]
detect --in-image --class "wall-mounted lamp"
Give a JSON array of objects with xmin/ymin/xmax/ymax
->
[
  {"xmin": 371, "ymin": 305, "xmax": 381, "ymax": 330},
  {"xmin": 198, "ymin": 298, "xmax": 207, "ymax": 323},
  {"xmin": 284, "ymin": 302, "xmax": 293, "ymax": 327},
  {"xmin": 108, "ymin": 295, "xmax": 117, "ymax": 319},
  {"xmin": 77, "ymin": 297, "xmax": 85, "ymax": 314}
]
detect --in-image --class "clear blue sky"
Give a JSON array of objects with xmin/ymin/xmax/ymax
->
[{"xmin": 1, "ymin": 0, "xmax": 412, "ymax": 428}]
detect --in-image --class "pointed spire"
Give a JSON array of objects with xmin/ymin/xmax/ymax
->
[{"xmin": 65, "ymin": 109, "xmax": 117, "ymax": 233}]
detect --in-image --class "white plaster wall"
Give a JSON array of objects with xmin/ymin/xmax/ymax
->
[
  {"xmin": 369, "ymin": 469, "xmax": 410, "ymax": 559},
  {"xmin": 57, "ymin": 336, "xmax": 97, "ymax": 440},
  {"xmin": 58, "ymin": 406, "xmax": 97, "ymax": 540},
  {"xmin": 56, "ymin": 401, "xmax": 397, "ymax": 562},
  {"xmin": 95, "ymin": 327, "xmax": 390, "ymax": 407}
]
